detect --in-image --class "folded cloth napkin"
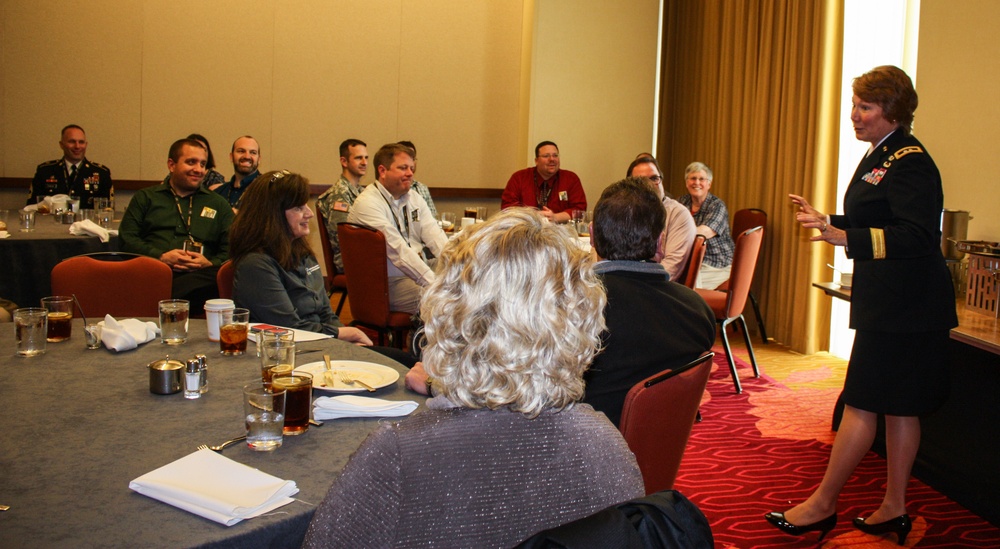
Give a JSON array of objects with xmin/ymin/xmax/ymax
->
[
  {"xmin": 69, "ymin": 218, "xmax": 118, "ymax": 242},
  {"xmin": 26, "ymin": 194, "xmax": 71, "ymax": 213},
  {"xmin": 129, "ymin": 448, "xmax": 299, "ymax": 526},
  {"xmin": 313, "ymin": 395, "xmax": 419, "ymax": 420},
  {"xmin": 101, "ymin": 314, "xmax": 159, "ymax": 352}
]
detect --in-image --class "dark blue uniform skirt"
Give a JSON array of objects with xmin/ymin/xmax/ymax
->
[{"xmin": 843, "ymin": 329, "xmax": 951, "ymax": 416}]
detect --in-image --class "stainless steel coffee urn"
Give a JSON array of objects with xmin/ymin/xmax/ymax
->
[{"xmin": 941, "ymin": 209, "xmax": 971, "ymax": 296}]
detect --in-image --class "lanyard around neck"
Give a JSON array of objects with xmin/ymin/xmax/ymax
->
[
  {"xmin": 378, "ymin": 185, "xmax": 411, "ymax": 246},
  {"xmin": 170, "ymin": 188, "xmax": 195, "ymax": 237}
]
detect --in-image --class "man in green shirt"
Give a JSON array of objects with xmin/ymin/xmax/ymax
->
[{"xmin": 119, "ymin": 138, "xmax": 235, "ymax": 313}]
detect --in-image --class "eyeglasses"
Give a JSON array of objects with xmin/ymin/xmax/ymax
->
[
  {"xmin": 268, "ymin": 170, "xmax": 291, "ymax": 184},
  {"xmin": 686, "ymin": 176, "xmax": 710, "ymax": 183}
]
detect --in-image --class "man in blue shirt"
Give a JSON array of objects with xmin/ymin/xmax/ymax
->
[{"xmin": 213, "ymin": 135, "xmax": 261, "ymax": 211}]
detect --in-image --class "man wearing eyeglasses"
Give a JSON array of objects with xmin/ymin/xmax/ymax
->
[
  {"xmin": 347, "ymin": 143, "xmax": 448, "ymax": 314},
  {"xmin": 213, "ymin": 135, "xmax": 261, "ymax": 211},
  {"xmin": 120, "ymin": 138, "xmax": 235, "ymax": 312},
  {"xmin": 500, "ymin": 141, "xmax": 586, "ymax": 223},
  {"xmin": 627, "ymin": 156, "xmax": 697, "ymax": 281}
]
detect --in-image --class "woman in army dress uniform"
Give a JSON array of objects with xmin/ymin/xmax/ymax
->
[{"xmin": 766, "ymin": 66, "xmax": 957, "ymax": 544}]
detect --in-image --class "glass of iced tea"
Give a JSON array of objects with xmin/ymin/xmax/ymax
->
[
  {"xmin": 40, "ymin": 296, "xmax": 73, "ymax": 342},
  {"xmin": 271, "ymin": 371, "xmax": 312, "ymax": 435},
  {"xmin": 158, "ymin": 299, "xmax": 190, "ymax": 345},
  {"xmin": 260, "ymin": 340, "xmax": 296, "ymax": 383},
  {"xmin": 219, "ymin": 308, "xmax": 250, "ymax": 355}
]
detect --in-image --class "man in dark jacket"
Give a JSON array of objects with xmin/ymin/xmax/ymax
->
[
  {"xmin": 585, "ymin": 177, "xmax": 716, "ymax": 426},
  {"xmin": 28, "ymin": 124, "xmax": 113, "ymax": 208}
]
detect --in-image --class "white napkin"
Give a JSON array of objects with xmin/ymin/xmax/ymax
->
[
  {"xmin": 27, "ymin": 194, "xmax": 71, "ymax": 213},
  {"xmin": 0, "ymin": 230, "xmax": 9, "ymax": 239},
  {"xmin": 69, "ymin": 218, "xmax": 118, "ymax": 242},
  {"xmin": 313, "ymin": 395, "xmax": 419, "ymax": 420},
  {"xmin": 129, "ymin": 449, "xmax": 299, "ymax": 526},
  {"xmin": 100, "ymin": 314, "xmax": 159, "ymax": 352}
]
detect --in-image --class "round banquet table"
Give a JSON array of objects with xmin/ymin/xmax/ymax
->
[
  {"xmin": 0, "ymin": 319, "xmax": 425, "ymax": 548},
  {"xmin": 0, "ymin": 215, "xmax": 119, "ymax": 309}
]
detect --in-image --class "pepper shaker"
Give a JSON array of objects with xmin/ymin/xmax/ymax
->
[{"xmin": 195, "ymin": 354, "xmax": 208, "ymax": 394}]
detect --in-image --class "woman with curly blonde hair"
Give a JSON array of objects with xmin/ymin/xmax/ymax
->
[{"xmin": 304, "ymin": 208, "xmax": 644, "ymax": 549}]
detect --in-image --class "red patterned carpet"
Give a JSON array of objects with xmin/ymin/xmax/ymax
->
[{"xmin": 673, "ymin": 349, "xmax": 1000, "ymax": 548}]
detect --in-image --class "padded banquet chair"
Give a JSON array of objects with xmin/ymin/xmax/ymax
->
[
  {"xmin": 679, "ymin": 235, "xmax": 707, "ymax": 289},
  {"xmin": 51, "ymin": 252, "xmax": 172, "ymax": 318},
  {"xmin": 315, "ymin": 209, "xmax": 349, "ymax": 315},
  {"xmin": 695, "ymin": 227, "xmax": 763, "ymax": 393},
  {"xmin": 618, "ymin": 352, "xmax": 715, "ymax": 495},
  {"xmin": 514, "ymin": 489, "xmax": 714, "ymax": 548},
  {"xmin": 337, "ymin": 222, "xmax": 414, "ymax": 348},
  {"xmin": 716, "ymin": 208, "xmax": 769, "ymax": 343},
  {"xmin": 216, "ymin": 260, "xmax": 235, "ymax": 300}
]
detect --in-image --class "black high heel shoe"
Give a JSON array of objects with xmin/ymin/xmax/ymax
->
[
  {"xmin": 764, "ymin": 511, "xmax": 837, "ymax": 541},
  {"xmin": 852, "ymin": 514, "xmax": 911, "ymax": 545}
]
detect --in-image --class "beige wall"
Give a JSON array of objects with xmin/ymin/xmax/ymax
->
[
  {"xmin": 531, "ymin": 0, "xmax": 661, "ymax": 206},
  {"xmin": 917, "ymin": 0, "xmax": 1000, "ymax": 241},
  {"xmin": 1, "ymin": 0, "xmax": 660, "ymax": 209}
]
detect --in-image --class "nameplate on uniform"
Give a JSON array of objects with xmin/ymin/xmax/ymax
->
[
  {"xmin": 200, "ymin": 207, "xmax": 218, "ymax": 219},
  {"xmin": 306, "ymin": 264, "xmax": 321, "ymax": 275},
  {"xmin": 862, "ymin": 168, "xmax": 886, "ymax": 186}
]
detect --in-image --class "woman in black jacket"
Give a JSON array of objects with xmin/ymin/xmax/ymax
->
[{"xmin": 768, "ymin": 66, "xmax": 957, "ymax": 545}]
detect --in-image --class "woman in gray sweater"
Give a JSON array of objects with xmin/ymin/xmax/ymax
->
[
  {"xmin": 229, "ymin": 170, "xmax": 372, "ymax": 344},
  {"xmin": 302, "ymin": 209, "xmax": 644, "ymax": 548}
]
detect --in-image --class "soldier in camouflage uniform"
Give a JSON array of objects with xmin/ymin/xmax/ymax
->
[
  {"xmin": 28, "ymin": 124, "xmax": 113, "ymax": 208},
  {"xmin": 316, "ymin": 139, "xmax": 369, "ymax": 273}
]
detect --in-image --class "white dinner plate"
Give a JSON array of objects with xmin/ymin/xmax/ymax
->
[{"xmin": 295, "ymin": 360, "xmax": 400, "ymax": 393}]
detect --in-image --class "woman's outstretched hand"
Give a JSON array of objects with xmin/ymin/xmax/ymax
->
[{"xmin": 789, "ymin": 194, "xmax": 847, "ymax": 246}]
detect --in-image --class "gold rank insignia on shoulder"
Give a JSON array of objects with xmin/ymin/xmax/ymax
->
[
  {"xmin": 887, "ymin": 146, "xmax": 923, "ymax": 162},
  {"xmin": 200, "ymin": 207, "xmax": 217, "ymax": 219}
]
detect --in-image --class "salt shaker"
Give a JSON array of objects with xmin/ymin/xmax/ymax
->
[
  {"xmin": 195, "ymin": 354, "xmax": 208, "ymax": 394},
  {"xmin": 184, "ymin": 358, "xmax": 202, "ymax": 399}
]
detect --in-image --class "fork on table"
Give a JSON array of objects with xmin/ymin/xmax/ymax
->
[
  {"xmin": 339, "ymin": 370, "xmax": 376, "ymax": 392},
  {"xmin": 197, "ymin": 435, "xmax": 247, "ymax": 452}
]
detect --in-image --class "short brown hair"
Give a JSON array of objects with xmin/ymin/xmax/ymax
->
[
  {"xmin": 853, "ymin": 65, "xmax": 918, "ymax": 134},
  {"xmin": 373, "ymin": 143, "xmax": 413, "ymax": 172},
  {"xmin": 168, "ymin": 138, "xmax": 206, "ymax": 162}
]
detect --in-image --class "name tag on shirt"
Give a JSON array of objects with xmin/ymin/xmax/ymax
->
[
  {"xmin": 200, "ymin": 207, "xmax": 218, "ymax": 219},
  {"xmin": 410, "ymin": 209, "xmax": 420, "ymax": 222},
  {"xmin": 559, "ymin": 191, "xmax": 568, "ymax": 201}
]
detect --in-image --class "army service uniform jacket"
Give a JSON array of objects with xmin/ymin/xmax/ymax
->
[{"xmin": 28, "ymin": 158, "xmax": 113, "ymax": 208}]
